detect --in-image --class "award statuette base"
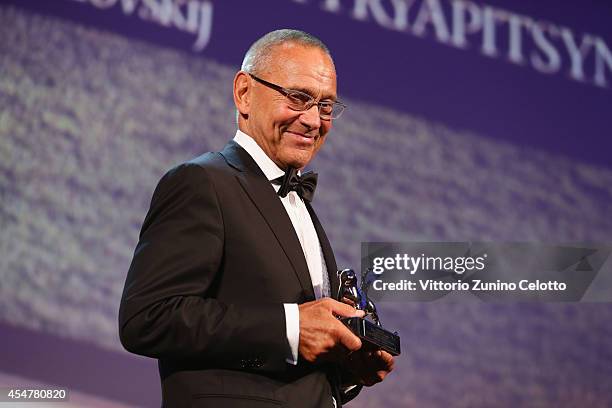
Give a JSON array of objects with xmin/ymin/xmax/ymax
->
[{"xmin": 341, "ymin": 317, "xmax": 401, "ymax": 356}]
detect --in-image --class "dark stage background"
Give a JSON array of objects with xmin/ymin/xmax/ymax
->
[{"xmin": 1, "ymin": 1, "xmax": 611, "ymax": 407}]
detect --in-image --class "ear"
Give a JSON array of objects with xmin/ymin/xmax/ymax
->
[{"xmin": 233, "ymin": 71, "xmax": 251, "ymax": 117}]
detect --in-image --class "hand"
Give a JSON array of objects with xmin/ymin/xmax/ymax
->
[
  {"xmin": 298, "ymin": 298, "xmax": 365, "ymax": 363},
  {"xmin": 340, "ymin": 296, "xmax": 357, "ymax": 308},
  {"xmin": 343, "ymin": 349, "xmax": 394, "ymax": 387}
]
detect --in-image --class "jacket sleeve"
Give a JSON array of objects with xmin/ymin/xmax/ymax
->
[{"xmin": 118, "ymin": 163, "xmax": 288, "ymax": 371}]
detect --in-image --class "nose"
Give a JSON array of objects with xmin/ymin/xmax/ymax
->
[{"xmin": 298, "ymin": 103, "xmax": 321, "ymax": 131}]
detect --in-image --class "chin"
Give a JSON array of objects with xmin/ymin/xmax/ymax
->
[
  {"xmin": 279, "ymin": 150, "xmax": 313, "ymax": 169},
  {"xmin": 285, "ymin": 157, "xmax": 311, "ymax": 170}
]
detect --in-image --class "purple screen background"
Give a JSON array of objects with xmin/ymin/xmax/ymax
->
[{"xmin": 1, "ymin": 1, "xmax": 611, "ymax": 407}]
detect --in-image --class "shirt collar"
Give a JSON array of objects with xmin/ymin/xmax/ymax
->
[{"xmin": 233, "ymin": 129, "xmax": 287, "ymax": 181}]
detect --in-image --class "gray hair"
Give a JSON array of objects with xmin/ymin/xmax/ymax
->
[{"xmin": 241, "ymin": 29, "xmax": 333, "ymax": 74}]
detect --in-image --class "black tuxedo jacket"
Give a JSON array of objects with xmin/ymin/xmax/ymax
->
[{"xmin": 119, "ymin": 141, "xmax": 359, "ymax": 407}]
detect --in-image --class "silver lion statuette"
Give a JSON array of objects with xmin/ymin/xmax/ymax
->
[{"xmin": 335, "ymin": 269, "xmax": 400, "ymax": 356}]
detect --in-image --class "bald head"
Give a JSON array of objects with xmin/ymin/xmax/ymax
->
[{"xmin": 241, "ymin": 29, "xmax": 334, "ymax": 76}]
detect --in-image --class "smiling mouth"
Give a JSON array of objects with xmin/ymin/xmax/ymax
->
[{"xmin": 285, "ymin": 130, "xmax": 315, "ymax": 144}]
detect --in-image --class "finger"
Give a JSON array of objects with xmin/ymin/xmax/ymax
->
[
  {"xmin": 329, "ymin": 299, "xmax": 365, "ymax": 318},
  {"xmin": 347, "ymin": 351, "xmax": 387, "ymax": 387},
  {"xmin": 341, "ymin": 296, "xmax": 357, "ymax": 307},
  {"xmin": 366, "ymin": 351, "xmax": 394, "ymax": 372},
  {"xmin": 376, "ymin": 350, "xmax": 395, "ymax": 370},
  {"xmin": 363, "ymin": 370, "xmax": 383, "ymax": 386},
  {"xmin": 364, "ymin": 354, "xmax": 387, "ymax": 385},
  {"xmin": 373, "ymin": 369, "xmax": 388, "ymax": 383}
]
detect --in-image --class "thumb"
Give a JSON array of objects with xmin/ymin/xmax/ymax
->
[{"xmin": 338, "ymin": 323, "xmax": 362, "ymax": 351}]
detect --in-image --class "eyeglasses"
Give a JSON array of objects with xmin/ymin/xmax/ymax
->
[{"xmin": 249, "ymin": 73, "xmax": 346, "ymax": 120}]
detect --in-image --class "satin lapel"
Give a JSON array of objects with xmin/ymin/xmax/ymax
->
[
  {"xmin": 306, "ymin": 203, "xmax": 339, "ymax": 300},
  {"xmin": 220, "ymin": 141, "xmax": 315, "ymax": 299}
]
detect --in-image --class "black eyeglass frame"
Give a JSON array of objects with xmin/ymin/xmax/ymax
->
[{"xmin": 248, "ymin": 73, "xmax": 346, "ymax": 120}]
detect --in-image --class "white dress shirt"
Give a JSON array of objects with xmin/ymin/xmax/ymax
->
[{"xmin": 233, "ymin": 129, "xmax": 328, "ymax": 365}]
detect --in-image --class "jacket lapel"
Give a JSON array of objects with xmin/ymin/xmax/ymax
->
[
  {"xmin": 220, "ymin": 141, "xmax": 315, "ymax": 300},
  {"xmin": 306, "ymin": 203, "xmax": 339, "ymax": 300}
]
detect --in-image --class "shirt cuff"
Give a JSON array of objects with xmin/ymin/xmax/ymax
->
[
  {"xmin": 283, "ymin": 303, "xmax": 299, "ymax": 365},
  {"xmin": 343, "ymin": 385, "xmax": 358, "ymax": 393}
]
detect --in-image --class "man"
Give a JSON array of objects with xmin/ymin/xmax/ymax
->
[{"xmin": 119, "ymin": 29, "xmax": 394, "ymax": 407}]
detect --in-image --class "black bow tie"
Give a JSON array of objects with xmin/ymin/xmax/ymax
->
[{"xmin": 273, "ymin": 167, "xmax": 318, "ymax": 202}]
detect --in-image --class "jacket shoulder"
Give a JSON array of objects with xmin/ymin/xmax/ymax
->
[
  {"xmin": 187, "ymin": 151, "xmax": 227, "ymax": 169},
  {"xmin": 162, "ymin": 150, "xmax": 234, "ymax": 181}
]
